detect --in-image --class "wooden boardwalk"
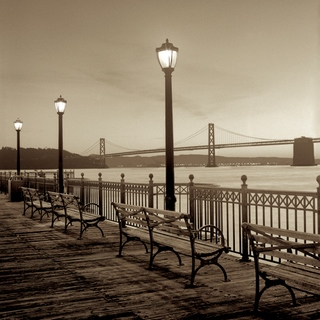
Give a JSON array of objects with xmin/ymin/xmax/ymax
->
[{"xmin": 0, "ymin": 194, "xmax": 319, "ymax": 320}]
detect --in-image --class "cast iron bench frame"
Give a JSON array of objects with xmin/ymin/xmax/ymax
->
[
  {"xmin": 242, "ymin": 222, "xmax": 320, "ymax": 312},
  {"xmin": 48, "ymin": 191, "xmax": 105, "ymax": 239},
  {"xmin": 112, "ymin": 202, "xmax": 230, "ymax": 286},
  {"xmin": 21, "ymin": 187, "xmax": 52, "ymax": 221}
]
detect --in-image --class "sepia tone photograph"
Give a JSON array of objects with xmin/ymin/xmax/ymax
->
[{"xmin": 1, "ymin": 0, "xmax": 319, "ymax": 319}]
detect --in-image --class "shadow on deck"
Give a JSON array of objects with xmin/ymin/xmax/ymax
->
[{"xmin": 0, "ymin": 194, "xmax": 319, "ymax": 320}]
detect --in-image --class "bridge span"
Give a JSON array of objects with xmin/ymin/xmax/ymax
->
[
  {"xmin": 105, "ymin": 138, "xmax": 320, "ymax": 158},
  {"xmin": 93, "ymin": 124, "xmax": 320, "ymax": 167}
]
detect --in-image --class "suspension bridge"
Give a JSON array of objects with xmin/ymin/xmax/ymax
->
[{"xmin": 81, "ymin": 124, "xmax": 320, "ymax": 167}]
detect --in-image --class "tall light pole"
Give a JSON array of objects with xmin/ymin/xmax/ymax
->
[
  {"xmin": 156, "ymin": 39, "xmax": 178, "ymax": 211},
  {"xmin": 54, "ymin": 95, "xmax": 67, "ymax": 193},
  {"xmin": 13, "ymin": 118, "xmax": 23, "ymax": 176}
]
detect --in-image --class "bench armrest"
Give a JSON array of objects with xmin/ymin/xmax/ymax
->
[
  {"xmin": 192, "ymin": 224, "xmax": 227, "ymax": 247},
  {"xmin": 83, "ymin": 202, "xmax": 100, "ymax": 214}
]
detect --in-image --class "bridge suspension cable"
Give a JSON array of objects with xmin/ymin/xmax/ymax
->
[
  {"xmin": 81, "ymin": 140, "xmax": 100, "ymax": 156},
  {"xmin": 104, "ymin": 139, "xmax": 140, "ymax": 151},
  {"xmin": 175, "ymin": 125, "xmax": 207, "ymax": 145},
  {"xmin": 215, "ymin": 125, "xmax": 275, "ymax": 144},
  {"xmin": 81, "ymin": 139, "xmax": 140, "ymax": 156}
]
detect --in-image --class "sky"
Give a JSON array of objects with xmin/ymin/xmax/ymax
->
[{"xmin": 1, "ymin": 0, "xmax": 320, "ymax": 158}]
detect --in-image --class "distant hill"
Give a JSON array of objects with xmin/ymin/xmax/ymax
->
[
  {"xmin": 1, "ymin": 147, "xmax": 317, "ymax": 170},
  {"xmin": 0, "ymin": 147, "xmax": 102, "ymax": 170}
]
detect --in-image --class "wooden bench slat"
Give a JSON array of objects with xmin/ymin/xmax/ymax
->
[
  {"xmin": 123, "ymin": 226, "xmax": 150, "ymax": 239},
  {"xmin": 144, "ymin": 207, "xmax": 189, "ymax": 218},
  {"xmin": 155, "ymin": 225, "xmax": 188, "ymax": 235},
  {"xmin": 261, "ymin": 263, "xmax": 320, "ymax": 292},
  {"xmin": 259, "ymin": 249, "xmax": 320, "ymax": 267},
  {"xmin": 253, "ymin": 234, "xmax": 319, "ymax": 251},
  {"xmin": 260, "ymin": 250, "xmax": 320, "ymax": 268},
  {"xmin": 246, "ymin": 223, "xmax": 320, "ymax": 242}
]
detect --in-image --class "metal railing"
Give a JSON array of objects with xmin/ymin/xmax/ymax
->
[
  {"xmin": 1, "ymin": 171, "xmax": 319, "ymax": 261},
  {"xmin": 190, "ymin": 175, "xmax": 319, "ymax": 260},
  {"xmin": 64, "ymin": 173, "xmax": 190, "ymax": 220}
]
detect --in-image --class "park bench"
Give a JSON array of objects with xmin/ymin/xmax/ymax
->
[
  {"xmin": 112, "ymin": 202, "xmax": 230, "ymax": 286},
  {"xmin": 242, "ymin": 222, "xmax": 320, "ymax": 312},
  {"xmin": 20, "ymin": 187, "xmax": 52, "ymax": 221},
  {"xmin": 48, "ymin": 191, "xmax": 105, "ymax": 239}
]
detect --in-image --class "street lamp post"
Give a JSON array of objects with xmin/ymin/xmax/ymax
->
[
  {"xmin": 54, "ymin": 95, "xmax": 67, "ymax": 193},
  {"xmin": 13, "ymin": 118, "xmax": 23, "ymax": 176},
  {"xmin": 156, "ymin": 39, "xmax": 179, "ymax": 211}
]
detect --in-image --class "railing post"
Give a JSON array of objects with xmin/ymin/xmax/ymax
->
[
  {"xmin": 316, "ymin": 176, "xmax": 320, "ymax": 235},
  {"xmin": 65, "ymin": 173, "xmax": 70, "ymax": 194},
  {"xmin": 34, "ymin": 172, "xmax": 38, "ymax": 190},
  {"xmin": 2, "ymin": 172, "xmax": 4, "ymax": 193},
  {"xmin": 80, "ymin": 173, "xmax": 85, "ymax": 204},
  {"xmin": 120, "ymin": 173, "xmax": 126, "ymax": 229},
  {"xmin": 120, "ymin": 173, "xmax": 125, "ymax": 204},
  {"xmin": 98, "ymin": 173, "xmax": 103, "ymax": 216},
  {"xmin": 240, "ymin": 174, "xmax": 250, "ymax": 262},
  {"xmin": 43, "ymin": 173, "xmax": 46, "ymax": 194},
  {"xmin": 189, "ymin": 174, "xmax": 195, "ymax": 225},
  {"xmin": 148, "ymin": 173, "xmax": 154, "ymax": 208},
  {"xmin": 53, "ymin": 173, "xmax": 57, "ymax": 192},
  {"xmin": 6, "ymin": 172, "xmax": 9, "ymax": 194},
  {"xmin": 26, "ymin": 173, "xmax": 30, "ymax": 188}
]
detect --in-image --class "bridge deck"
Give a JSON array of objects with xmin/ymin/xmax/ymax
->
[{"xmin": 1, "ymin": 194, "xmax": 319, "ymax": 320}]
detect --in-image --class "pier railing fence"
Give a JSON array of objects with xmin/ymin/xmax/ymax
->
[{"xmin": 0, "ymin": 170, "xmax": 319, "ymax": 261}]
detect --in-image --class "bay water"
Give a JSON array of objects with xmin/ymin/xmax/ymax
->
[{"xmin": 74, "ymin": 165, "xmax": 320, "ymax": 193}]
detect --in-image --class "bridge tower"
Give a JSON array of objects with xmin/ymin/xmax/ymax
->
[
  {"xmin": 207, "ymin": 123, "xmax": 217, "ymax": 167},
  {"xmin": 100, "ymin": 138, "xmax": 106, "ymax": 168},
  {"xmin": 292, "ymin": 136, "xmax": 315, "ymax": 166}
]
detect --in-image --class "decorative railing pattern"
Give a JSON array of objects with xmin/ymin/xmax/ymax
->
[
  {"xmin": 190, "ymin": 175, "xmax": 319, "ymax": 260},
  {"xmin": 1, "ymin": 170, "xmax": 319, "ymax": 261}
]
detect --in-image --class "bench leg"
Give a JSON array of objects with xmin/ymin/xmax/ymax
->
[
  {"xmin": 95, "ymin": 225, "xmax": 104, "ymax": 237},
  {"xmin": 39, "ymin": 209, "xmax": 44, "ymax": 221},
  {"xmin": 189, "ymin": 260, "xmax": 229, "ymax": 287},
  {"xmin": 149, "ymin": 245, "xmax": 182, "ymax": 270},
  {"xmin": 51, "ymin": 214, "xmax": 55, "ymax": 228},
  {"xmin": 39, "ymin": 209, "xmax": 49, "ymax": 222},
  {"xmin": 22, "ymin": 203, "xmax": 29, "ymax": 216},
  {"xmin": 23, "ymin": 205, "xmax": 32, "ymax": 216},
  {"xmin": 117, "ymin": 235, "xmax": 148, "ymax": 257},
  {"xmin": 254, "ymin": 278, "xmax": 298, "ymax": 312},
  {"xmin": 80, "ymin": 222, "xmax": 105, "ymax": 239},
  {"xmin": 51, "ymin": 212, "xmax": 62, "ymax": 228},
  {"xmin": 189, "ymin": 251, "xmax": 229, "ymax": 286},
  {"xmin": 30, "ymin": 208, "xmax": 37, "ymax": 218},
  {"xmin": 216, "ymin": 262, "xmax": 228, "ymax": 282}
]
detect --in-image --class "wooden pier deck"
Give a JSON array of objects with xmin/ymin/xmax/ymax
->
[{"xmin": 0, "ymin": 194, "xmax": 319, "ymax": 320}]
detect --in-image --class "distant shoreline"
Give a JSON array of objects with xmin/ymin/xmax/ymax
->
[{"xmin": 1, "ymin": 147, "xmax": 319, "ymax": 170}]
